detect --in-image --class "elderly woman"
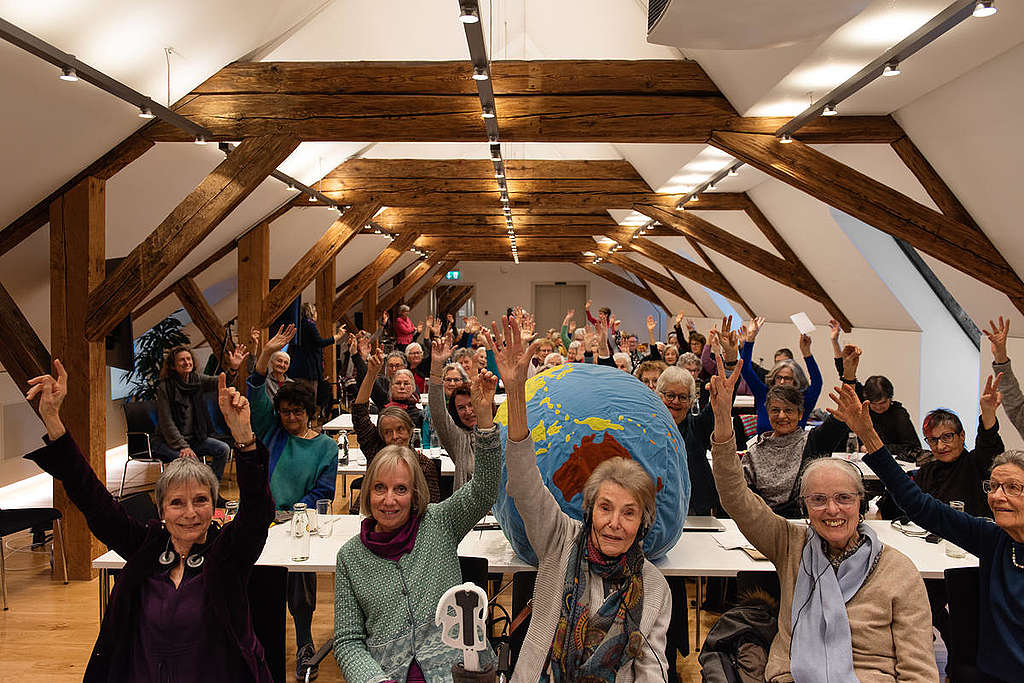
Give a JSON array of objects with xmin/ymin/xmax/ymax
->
[
  {"xmin": 25, "ymin": 361, "xmax": 275, "ymax": 681},
  {"xmin": 832, "ymin": 383, "xmax": 1024, "ymax": 683},
  {"xmin": 707, "ymin": 358, "xmax": 937, "ymax": 682},
  {"xmin": 263, "ymin": 348, "xmax": 293, "ymax": 400},
  {"xmin": 405, "ymin": 342, "xmax": 430, "ymax": 394},
  {"xmin": 152, "ymin": 343, "xmax": 246, "ymax": 484},
  {"xmin": 393, "ymin": 304, "xmax": 417, "ymax": 350},
  {"xmin": 333, "ymin": 365, "xmax": 501, "ymax": 682},
  {"xmin": 662, "ymin": 343, "xmax": 679, "ymax": 367},
  {"xmin": 498, "ymin": 317, "xmax": 671, "ymax": 682},
  {"xmin": 740, "ymin": 316, "xmax": 822, "ymax": 435},
  {"xmin": 247, "ymin": 325, "xmax": 339, "ymax": 680},
  {"xmin": 429, "ymin": 336, "xmax": 484, "ymax": 489},
  {"xmin": 353, "ymin": 347, "xmax": 442, "ymax": 508},
  {"xmin": 441, "ymin": 361, "xmax": 470, "ymax": 398},
  {"xmin": 634, "ymin": 359, "xmax": 667, "ymax": 391}
]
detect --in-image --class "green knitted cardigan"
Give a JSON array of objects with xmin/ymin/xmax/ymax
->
[{"xmin": 333, "ymin": 426, "xmax": 500, "ymax": 683}]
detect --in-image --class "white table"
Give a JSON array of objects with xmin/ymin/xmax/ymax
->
[
  {"xmin": 338, "ymin": 448, "xmax": 455, "ymax": 476},
  {"xmin": 733, "ymin": 395, "xmax": 755, "ymax": 408},
  {"xmin": 323, "ymin": 412, "xmax": 375, "ymax": 432}
]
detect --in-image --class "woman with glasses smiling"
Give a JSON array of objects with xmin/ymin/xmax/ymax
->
[
  {"xmin": 248, "ymin": 324, "xmax": 340, "ymax": 680},
  {"xmin": 708, "ymin": 356, "xmax": 937, "ymax": 683},
  {"xmin": 832, "ymin": 383, "xmax": 1024, "ymax": 683}
]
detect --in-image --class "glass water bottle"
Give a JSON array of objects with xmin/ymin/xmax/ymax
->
[{"xmin": 292, "ymin": 503, "xmax": 310, "ymax": 561}]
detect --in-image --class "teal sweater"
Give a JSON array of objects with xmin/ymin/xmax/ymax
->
[
  {"xmin": 248, "ymin": 372, "xmax": 338, "ymax": 510},
  {"xmin": 333, "ymin": 427, "xmax": 501, "ymax": 683}
]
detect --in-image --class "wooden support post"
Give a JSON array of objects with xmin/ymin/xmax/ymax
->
[
  {"xmin": 316, "ymin": 257, "xmax": 337, "ymax": 389},
  {"xmin": 49, "ymin": 176, "xmax": 106, "ymax": 580},
  {"xmin": 85, "ymin": 135, "xmax": 299, "ymax": 341},
  {"xmin": 173, "ymin": 277, "xmax": 231, "ymax": 359},
  {"xmin": 407, "ymin": 261, "xmax": 459, "ymax": 310},
  {"xmin": 363, "ymin": 286, "xmax": 378, "ymax": 334},
  {"xmin": 237, "ymin": 222, "xmax": 270, "ymax": 387},
  {"xmin": 0, "ymin": 281, "xmax": 51, "ymax": 395},
  {"xmin": 709, "ymin": 130, "xmax": 1024, "ymax": 301}
]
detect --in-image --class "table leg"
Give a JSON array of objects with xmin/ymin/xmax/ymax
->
[
  {"xmin": 694, "ymin": 577, "xmax": 703, "ymax": 652},
  {"xmin": 98, "ymin": 568, "xmax": 109, "ymax": 620}
]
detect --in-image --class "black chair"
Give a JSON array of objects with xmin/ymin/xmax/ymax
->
[
  {"xmin": 249, "ymin": 565, "xmax": 287, "ymax": 683},
  {"xmin": 1, "ymin": 508, "xmax": 68, "ymax": 610},
  {"xmin": 121, "ymin": 400, "xmax": 164, "ymax": 499},
  {"xmin": 944, "ymin": 566, "xmax": 980, "ymax": 682}
]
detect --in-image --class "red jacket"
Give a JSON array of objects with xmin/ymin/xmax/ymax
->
[{"xmin": 394, "ymin": 314, "xmax": 416, "ymax": 346}]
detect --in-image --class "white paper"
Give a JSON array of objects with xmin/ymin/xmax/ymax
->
[
  {"xmin": 713, "ymin": 529, "xmax": 754, "ymax": 550},
  {"xmin": 790, "ymin": 312, "xmax": 816, "ymax": 334}
]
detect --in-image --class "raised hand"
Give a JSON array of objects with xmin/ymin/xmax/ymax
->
[
  {"xmin": 827, "ymin": 383, "xmax": 874, "ymax": 437},
  {"xmin": 216, "ymin": 372, "xmax": 254, "ymax": 445},
  {"xmin": 685, "ymin": 317, "xmax": 696, "ymax": 333},
  {"xmin": 646, "ymin": 315, "xmax": 656, "ymax": 332},
  {"xmin": 357, "ymin": 334, "xmax": 372, "ymax": 359},
  {"xmin": 26, "ymin": 359, "xmax": 69, "ymax": 439},
  {"xmin": 366, "ymin": 347, "xmax": 386, "ymax": 377},
  {"xmin": 266, "ymin": 324, "xmax": 297, "ymax": 354},
  {"xmin": 747, "ymin": 316, "xmax": 765, "ymax": 341},
  {"xmin": 381, "ymin": 311, "xmax": 389, "ymax": 325},
  {"xmin": 585, "ymin": 299, "xmax": 592, "ymax": 311},
  {"xmin": 431, "ymin": 333, "xmax": 454, "ymax": 370},
  {"xmin": 486, "ymin": 316, "xmax": 540, "ymax": 390},
  {"xmin": 715, "ymin": 318, "xmax": 739, "ymax": 362},
  {"xmin": 709, "ymin": 348, "xmax": 743, "ymax": 442},
  {"xmin": 348, "ymin": 333, "xmax": 359, "ymax": 357},
  {"xmin": 333, "ymin": 324, "xmax": 348, "ymax": 343},
  {"xmin": 828, "ymin": 319, "xmax": 842, "ymax": 357},
  {"xmin": 563, "ymin": 309, "xmax": 575, "ymax": 325},
  {"xmin": 226, "ymin": 343, "xmax": 249, "ymax": 370},
  {"xmin": 840, "ymin": 344, "xmax": 861, "ymax": 380},
  {"xmin": 799, "ymin": 333, "xmax": 812, "ymax": 358},
  {"xmin": 470, "ymin": 370, "xmax": 499, "ymax": 428},
  {"xmin": 984, "ymin": 316, "xmax": 1010, "ymax": 364},
  {"xmin": 980, "ymin": 373, "xmax": 1003, "ymax": 420},
  {"xmin": 250, "ymin": 327, "xmax": 261, "ymax": 348}
]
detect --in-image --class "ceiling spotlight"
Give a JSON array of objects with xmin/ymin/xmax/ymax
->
[
  {"xmin": 973, "ymin": 1, "xmax": 996, "ymax": 17},
  {"xmin": 335, "ymin": 205, "xmax": 344, "ymax": 213},
  {"xmin": 779, "ymin": 133, "xmax": 794, "ymax": 143},
  {"xmin": 495, "ymin": 171, "xmax": 504, "ymax": 179},
  {"xmin": 501, "ymin": 196, "xmax": 509, "ymax": 204},
  {"xmin": 473, "ymin": 66, "xmax": 489, "ymax": 81},
  {"xmin": 194, "ymin": 135, "xmax": 207, "ymax": 145},
  {"xmin": 708, "ymin": 181, "xmax": 717, "ymax": 191},
  {"xmin": 822, "ymin": 103, "xmax": 838, "ymax": 117},
  {"xmin": 308, "ymin": 195, "xmax": 317, "ymax": 202},
  {"xmin": 490, "ymin": 145, "xmax": 501, "ymax": 161},
  {"xmin": 481, "ymin": 106, "xmax": 496, "ymax": 119},
  {"xmin": 459, "ymin": 7, "xmax": 479, "ymax": 23},
  {"xmin": 882, "ymin": 62, "xmax": 901, "ymax": 77},
  {"xmin": 728, "ymin": 167, "xmax": 739, "ymax": 177},
  {"xmin": 59, "ymin": 66, "xmax": 78, "ymax": 82},
  {"xmin": 138, "ymin": 106, "xmax": 155, "ymax": 119}
]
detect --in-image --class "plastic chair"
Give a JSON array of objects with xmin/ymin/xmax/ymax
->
[
  {"xmin": 121, "ymin": 400, "xmax": 164, "ymax": 499},
  {"xmin": 1, "ymin": 508, "xmax": 68, "ymax": 610}
]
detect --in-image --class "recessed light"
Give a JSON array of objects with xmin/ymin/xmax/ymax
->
[
  {"xmin": 473, "ymin": 67, "xmax": 489, "ymax": 81},
  {"xmin": 779, "ymin": 133, "xmax": 794, "ymax": 143},
  {"xmin": 822, "ymin": 104, "xmax": 838, "ymax": 116},
  {"xmin": 459, "ymin": 8, "xmax": 479, "ymax": 23},
  {"xmin": 138, "ymin": 106, "xmax": 155, "ymax": 119},
  {"xmin": 973, "ymin": 1, "xmax": 996, "ymax": 18},
  {"xmin": 882, "ymin": 62, "xmax": 901, "ymax": 77}
]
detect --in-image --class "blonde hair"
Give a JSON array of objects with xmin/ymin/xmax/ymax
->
[
  {"xmin": 360, "ymin": 446, "xmax": 430, "ymax": 519},
  {"xmin": 582, "ymin": 457, "xmax": 657, "ymax": 530}
]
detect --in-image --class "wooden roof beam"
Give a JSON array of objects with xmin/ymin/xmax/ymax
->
[
  {"xmin": 379, "ymin": 250, "xmax": 450, "ymax": 312},
  {"xmin": 681, "ymin": 238, "xmax": 756, "ymax": 321},
  {"xmin": 577, "ymin": 263, "xmax": 662, "ymax": 308},
  {"xmin": 0, "ymin": 280, "xmax": 51, "ymax": 396},
  {"xmin": 85, "ymin": 135, "xmax": 299, "ymax": 340},
  {"xmin": 709, "ymin": 131, "xmax": 1024, "ymax": 303},
  {"xmin": 407, "ymin": 260, "xmax": 459, "ymax": 309},
  {"xmin": 333, "ymin": 232, "xmax": 419, "ymax": 320},
  {"xmin": 260, "ymin": 202, "xmax": 380, "ymax": 328},
  {"xmin": 173, "ymin": 277, "xmax": 233, "ymax": 358}
]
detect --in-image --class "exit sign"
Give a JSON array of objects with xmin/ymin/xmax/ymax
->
[{"xmin": 445, "ymin": 270, "xmax": 461, "ymax": 280}]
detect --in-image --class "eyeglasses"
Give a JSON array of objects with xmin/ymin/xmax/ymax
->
[
  {"xmin": 660, "ymin": 391, "xmax": 690, "ymax": 404},
  {"xmin": 802, "ymin": 492, "xmax": 862, "ymax": 509},
  {"xmin": 982, "ymin": 480, "xmax": 1024, "ymax": 497},
  {"xmin": 443, "ymin": 377, "xmax": 463, "ymax": 384},
  {"xmin": 924, "ymin": 431, "xmax": 959, "ymax": 447},
  {"xmin": 279, "ymin": 408, "xmax": 307, "ymax": 417}
]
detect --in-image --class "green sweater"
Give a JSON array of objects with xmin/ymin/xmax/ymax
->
[{"xmin": 333, "ymin": 427, "xmax": 501, "ymax": 683}]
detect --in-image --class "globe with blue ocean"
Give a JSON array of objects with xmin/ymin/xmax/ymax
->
[{"xmin": 493, "ymin": 362, "xmax": 689, "ymax": 564}]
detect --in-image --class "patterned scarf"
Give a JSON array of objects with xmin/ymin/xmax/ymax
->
[{"xmin": 548, "ymin": 523, "xmax": 645, "ymax": 682}]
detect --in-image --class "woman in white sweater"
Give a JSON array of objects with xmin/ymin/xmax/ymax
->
[{"xmin": 494, "ymin": 316, "xmax": 672, "ymax": 682}]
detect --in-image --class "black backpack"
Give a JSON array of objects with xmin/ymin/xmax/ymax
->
[{"xmin": 699, "ymin": 592, "xmax": 778, "ymax": 683}]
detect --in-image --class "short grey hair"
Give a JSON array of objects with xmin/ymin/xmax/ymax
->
[
  {"xmin": 655, "ymin": 365, "xmax": 696, "ymax": 399},
  {"xmin": 568, "ymin": 340, "xmax": 582, "ymax": 351},
  {"xmin": 155, "ymin": 457, "xmax": 219, "ymax": 516},
  {"xmin": 405, "ymin": 342, "xmax": 423, "ymax": 354},
  {"xmin": 452, "ymin": 347, "xmax": 475, "ymax": 363},
  {"xmin": 393, "ymin": 368, "xmax": 415, "ymax": 384},
  {"xmin": 361, "ymin": 445, "xmax": 430, "ymax": 519},
  {"xmin": 767, "ymin": 359, "xmax": 809, "ymax": 390},
  {"xmin": 679, "ymin": 352, "xmax": 701, "ymax": 368},
  {"xmin": 582, "ymin": 457, "xmax": 657, "ymax": 531},
  {"xmin": 992, "ymin": 450, "xmax": 1024, "ymax": 474},
  {"xmin": 799, "ymin": 458, "xmax": 865, "ymax": 498},
  {"xmin": 613, "ymin": 352, "xmax": 631, "ymax": 368},
  {"xmin": 544, "ymin": 352, "xmax": 564, "ymax": 366},
  {"xmin": 269, "ymin": 350, "xmax": 290, "ymax": 365},
  {"xmin": 443, "ymin": 362, "xmax": 470, "ymax": 382},
  {"xmin": 385, "ymin": 351, "xmax": 408, "ymax": 368}
]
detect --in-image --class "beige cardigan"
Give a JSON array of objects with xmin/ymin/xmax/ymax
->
[
  {"xmin": 505, "ymin": 436, "xmax": 672, "ymax": 683},
  {"xmin": 711, "ymin": 433, "xmax": 938, "ymax": 682}
]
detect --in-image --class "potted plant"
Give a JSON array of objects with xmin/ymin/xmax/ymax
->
[{"xmin": 124, "ymin": 316, "xmax": 191, "ymax": 400}]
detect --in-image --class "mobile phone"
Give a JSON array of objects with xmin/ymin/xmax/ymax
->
[{"xmin": 924, "ymin": 533, "xmax": 941, "ymax": 544}]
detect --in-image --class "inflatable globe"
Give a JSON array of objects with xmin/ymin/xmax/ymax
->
[{"xmin": 493, "ymin": 363, "xmax": 689, "ymax": 564}]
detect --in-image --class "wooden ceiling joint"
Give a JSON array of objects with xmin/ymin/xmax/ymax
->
[
  {"xmin": 406, "ymin": 260, "xmax": 459, "ymax": 309},
  {"xmin": 332, "ymin": 232, "xmax": 419, "ymax": 320}
]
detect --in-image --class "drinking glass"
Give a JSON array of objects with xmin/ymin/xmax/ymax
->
[{"xmin": 316, "ymin": 499, "xmax": 333, "ymax": 538}]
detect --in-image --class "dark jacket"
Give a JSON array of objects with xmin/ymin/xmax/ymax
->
[
  {"xmin": 289, "ymin": 316, "xmax": 334, "ymax": 382},
  {"xmin": 25, "ymin": 433, "xmax": 275, "ymax": 682},
  {"xmin": 912, "ymin": 418, "xmax": 1004, "ymax": 518},
  {"xmin": 676, "ymin": 403, "xmax": 749, "ymax": 516}
]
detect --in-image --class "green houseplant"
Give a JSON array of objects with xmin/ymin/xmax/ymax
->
[{"xmin": 124, "ymin": 316, "xmax": 191, "ymax": 401}]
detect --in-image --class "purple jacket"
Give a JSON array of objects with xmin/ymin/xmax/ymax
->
[{"xmin": 25, "ymin": 433, "xmax": 276, "ymax": 682}]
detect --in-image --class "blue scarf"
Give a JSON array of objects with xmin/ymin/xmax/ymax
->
[{"xmin": 790, "ymin": 523, "xmax": 881, "ymax": 683}]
